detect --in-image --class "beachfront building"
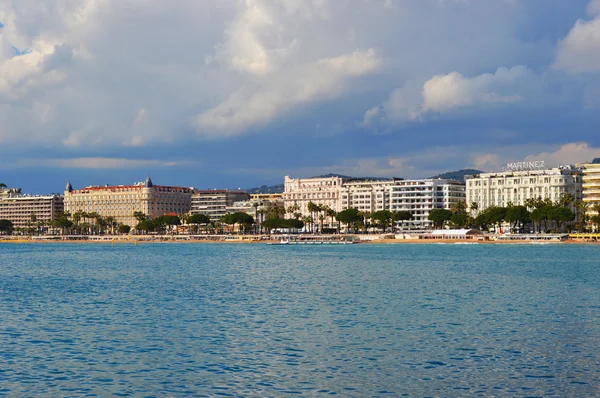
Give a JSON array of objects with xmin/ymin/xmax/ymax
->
[
  {"xmin": 0, "ymin": 189, "xmax": 64, "ymax": 231},
  {"xmin": 389, "ymin": 179, "xmax": 466, "ymax": 230},
  {"xmin": 582, "ymin": 163, "xmax": 600, "ymax": 230},
  {"xmin": 283, "ymin": 175, "xmax": 344, "ymax": 217},
  {"xmin": 339, "ymin": 180, "xmax": 395, "ymax": 215},
  {"xmin": 190, "ymin": 190, "xmax": 249, "ymax": 222},
  {"xmin": 465, "ymin": 165, "xmax": 583, "ymax": 214},
  {"xmin": 64, "ymin": 177, "xmax": 193, "ymax": 228},
  {"xmin": 226, "ymin": 197, "xmax": 285, "ymax": 226}
]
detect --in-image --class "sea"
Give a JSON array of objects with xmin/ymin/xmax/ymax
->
[{"xmin": 0, "ymin": 243, "xmax": 598, "ymax": 397}]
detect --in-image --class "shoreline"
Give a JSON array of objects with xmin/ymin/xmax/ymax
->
[{"xmin": 1, "ymin": 236, "xmax": 598, "ymax": 245}]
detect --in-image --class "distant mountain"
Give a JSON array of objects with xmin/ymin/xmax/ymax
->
[
  {"xmin": 430, "ymin": 169, "xmax": 483, "ymax": 181},
  {"xmin": 245, "ymin": 184, "xmax": 284, "ymax": 194},
  {"xmin": 593, "ymin": 158, "xmax": 600, "ymax": 164}
]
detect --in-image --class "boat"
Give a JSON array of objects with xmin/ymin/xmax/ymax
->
[{"xmin": 266, "ymin": 239, "xmax": 290, "ymax": 245}]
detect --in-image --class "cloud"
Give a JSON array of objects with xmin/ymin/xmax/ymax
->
[
  {"xmin": 194, "ymin": 48, "xmax": 381, "ymax": 136},
  {"xmin": 1, "ymin": 158, "xmax": 199, "ymax": 170},
  {"xmin": 554, "ymin": 11, "xmax": 600, "ymax": 73},
  {"xmin": 524, "ymin": 142, "xmax": 600, "ymax": 166},
  {"xmin": 362, "ymin": 66, "xmax": 540, "ymax": 127}
]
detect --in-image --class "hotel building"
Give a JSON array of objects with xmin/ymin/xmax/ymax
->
[
  {"xmin": 582, "ymin": 163, "xmax": 600, "ymax": 229},
  {"xmin": 283, "ymin": 175, "xmax": 344, "ymax": 215},
  {"xmin": 190, "ymin": 190, "xmax": 249, "ymax": 222},
  {"xmin": 0, "ymin": 188, "xmax": 64, "ymax": 230},
  {"xmin": 389, "ymin": 179, "xmax": 466, "ymax": 229},
  {"xmin": 64, "ymin": 177, "xmax": 193, "ymax": 228},
  {"xmin": 283, "ymin": 175, "xmax": 466, "ymax": 230},
  {"xmin": 465, "ymin": 166, "xmax": 583, "ymax": 213}
]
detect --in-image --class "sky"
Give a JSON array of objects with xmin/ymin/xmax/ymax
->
[{"xmin": 1, "ymin": 0, "xmax": 600, "ymax": 193}]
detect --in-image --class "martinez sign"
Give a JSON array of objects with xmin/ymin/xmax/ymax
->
[{"xmin": 506, "ymin": 160, "xmax": 546, "ymax": 171}]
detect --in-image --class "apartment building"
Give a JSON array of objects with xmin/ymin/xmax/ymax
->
[
  {"xmin": 283, "ymin": 175, "xmax": 466, "ymax": 230},
  {"xmin": 389, "ymin": 179, "xmax": 466, "ymax": 229},
  {"xmin": 582, "ymin": 163, "xmax": 600, "ymax": 230},
  {"xmin": 465, "ymin": 166, "xmax": 583, "ymax": 213},
  {"xmin": 190, "ymin": 190, "xmax": 249, "ymax": 222},
  {"xmin": 64, "ymin": 177, "xmax": 193, "ymax": 228},
  {"xmin": 340, "ymin": 180, "xmax": 395, "ymax": 214},
  {"xmin": 0, "ymin": 190, "xmax": 64, "ymax": 230}
]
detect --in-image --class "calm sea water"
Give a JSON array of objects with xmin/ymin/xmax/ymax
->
[{"xmin": 0, "ymin": 243, "xmax": 599, "ymax": 397}]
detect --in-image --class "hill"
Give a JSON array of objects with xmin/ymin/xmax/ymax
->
[
  {"xmin": 430, "ymin": 169, "xmax": 483, "ymax": 181},
  {"xmin": 593, "ymin": 158, "xmax": 600, "ymax": 164}
]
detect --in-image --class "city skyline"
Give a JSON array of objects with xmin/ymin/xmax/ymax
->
[{"xmin": 2, "ymin": 1, "xmax": 600, "ymax": 193}]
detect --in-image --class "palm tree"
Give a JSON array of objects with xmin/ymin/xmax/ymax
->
[
  {"xmin": 324, "ymin": 206, "xmax": 337, "ymax": 231},
  {"xmin": 307, "ymin": 202, "xmax": 319, "ymax": 233},
  {"xmin": 574, "ymin": 200, "xmax": 590, "ymax": 232},
  {"xmin": 470, "ymin": 202, "xmax": 479, "ymax": 215}
]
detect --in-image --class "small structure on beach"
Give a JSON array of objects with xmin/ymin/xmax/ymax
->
[{"xmin": 425, "ymin": 229, "xmax": 484, "ymax": 240}]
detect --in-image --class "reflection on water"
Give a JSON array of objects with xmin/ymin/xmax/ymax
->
[{"xmin": 0, "ymin": 243, "xmax": 599, "ymax": 396}]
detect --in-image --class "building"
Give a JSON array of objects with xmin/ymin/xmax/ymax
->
[
  {"xmin": 249, "ymin": 193, "xmax": 283, "ymax": 202},
  {"xmin": 190, "ymin": 190, "xmax": 249, "ymax": 222},
  {"xmin": 283, "ymin": 175, "xmax": 465, "ymax": 230},
  {"xmin": 0, "ymin": 189, "xmax": 64, "ymax": 231},
  {"xmin": 465, "ymin": 165, "xmax": 583, "ymax": 213},
  {"xmin": 64, "ymin": 177, "xmax": 193, "ymax": 228},
  {"xmin": 226, "ymin": 197, "xmax": 285, "ymax": 225},
  {"xmin": 283, "ymin": 175, "xmax": 344, "ymax": 217},
  {"xmin": 340, "ymin": 180, "xmax": 395, "ymax": 215},
  {"xmin": 582, "ymin": 163, "xmax": 600, "ymax": 230},
  {"xmin": 389, "ymin": 179, "xmax": 466, "ymax": 229}
]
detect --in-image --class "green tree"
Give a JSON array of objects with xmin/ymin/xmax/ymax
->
[
  {"xmin": 451, "ymin": 200, "xmax": 468, "ymax": 215},
  {"xmin": 371, "ymin": 210, "xmax": 393, "ymax": 232},
  {"xmin": 450, "ymin": 213, "xmax": 472, "ymax": 229},
  {"xmin": 0, "ymin": 219, "xmax": 14, "ymax": 234},
  {"xmin": 118, "ymin": 224, "xmax": 131, "ymax": 234},
  {"xmin": 392, "ymin": 211, "xmax": 412, "ymax": 230},
  {"xmin": 0, "ymin": 183, "xmax": 7, "ymax": 188},
  {"xmin": 505, "ymin": 205, "xmax": 531, "ymax": 233},
  {"xmin": 133, "ymin": 211, "xmax": 147, "ymax": 222},
  {"xmin": 548, "ymin": 206, "xmax": 575, "ymax": 232},
  {"xmin": 336, "ymin": 208, "xmax": 363, "ymax": 233},
  {"xmin": 54, "ymin": 217, "xmax": 73, "ymax": 235},
  {"xmin": 428, "ymin": 209, "xmax": 452, "ymax": 229},
  {"xmin": 324, "ymin": 206, "xmax": 337, "ymax": 231}
]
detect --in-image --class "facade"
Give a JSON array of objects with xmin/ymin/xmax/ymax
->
[
  {"xmin": 64, "ymin": 177, "xmax": 193, "ymax": 228},
  {"xmin": 283, "ymin": 175, "xmax": 466, "ymax": 230},
  {"xmin": 389, "ymin": 179, "xmax": 466, "ymax": 229},
  {"xmin": 0, "ymin": 191, "xmax": 64, "ymax": 230},
  {"xmin": 226, "ymin": 198, "xmax": 285, "ymax": 226},
  {"xmin": 190, "ymin": 190, "xmax": 249, "ymax": 222},
  {"xmin": 465, "ymin": 166, "xmax": 583, "ymax": 213},
  {"xmin": 340, "ymin": 180, "xmax": 395, "ymax": 214},
  {"xmin": 249, "ymin": 193, "xmax": 283, "ymax": 201},
  {"xmin": 582, "ymin": 163, "xmax": 600, "ymax": 230},
  {"xmin": 283, "ymin": 176, "xmax": 344, "ymax": 217}
]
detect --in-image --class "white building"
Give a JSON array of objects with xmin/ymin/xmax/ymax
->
[
  {"xmin": 283, "ymin": 175, "xmax": 466, "ymax": 230},
  {"xmin": 465, "ymin": 165, "xmax": 583, "ymax": 213},
  {"xmin": 340, "ymin": 180, "xmax": 395, "ymax": 214},
  {"xmin": 582, "ymin": 163, "xmax": 600, "ymax": 229},
  {"xmin": 191, "ymin": 190, "xmax": 250, "ymax": 222},
  {"xmin": 389, "ymin": 179, "xmax": 466, "ymax": 229},
  {"xmin": 283, "ymin": 175, "xmax": 343, "ymax": 215}
]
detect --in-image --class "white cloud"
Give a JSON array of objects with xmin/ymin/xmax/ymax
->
[
  {"xmin": 194, "ymin": 48, "xmax": 381, "ymax": 136},
  {"xmin": 554, "ymin": 15, "xmax": 600, "ymax": 73},
  {"xmin": 363, "ymin": 65, "xmax": 536, "ymax": 127},
  {"xmin": 524, "ymin": 142, "xmax": 600, "ymax": 166}
]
